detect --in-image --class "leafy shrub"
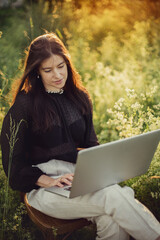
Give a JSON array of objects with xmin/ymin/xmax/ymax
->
[
  {"xmin": 0, "ymin": 160, "xmax": 37, "ymax": 240},
  {"xmin": 104, "ymin": 88, "xmax": 160, "ymax": 220},
  {"xmin": 0, "ymin": 109, "xmax": 34, "ymax": 240}
]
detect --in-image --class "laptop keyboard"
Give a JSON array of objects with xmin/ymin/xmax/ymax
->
[{"xmin": 64, "ymin": 186, "xmax": 72, "ymax": 191}]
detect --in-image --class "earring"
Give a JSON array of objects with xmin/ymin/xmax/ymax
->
[{"xmin": 37, "ymin": 75, "xmax": 40, "ymax": 79}]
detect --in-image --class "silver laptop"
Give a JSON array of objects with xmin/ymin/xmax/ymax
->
[{"xmin": 45, "ymin": 129, "xmax": 160, "ymax": 198}]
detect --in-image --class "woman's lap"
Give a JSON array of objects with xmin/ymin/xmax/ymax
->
[{"xmin": 27, "ymin": 159, "xmax": 160, "ymax": 240}]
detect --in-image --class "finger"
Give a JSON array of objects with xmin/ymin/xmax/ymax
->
[
  {"xmin": 64, "ymin": 173, "xmax": 74, "ymax": 177},
  {"xmin": 64, "ymin": 173, "xmax": 74, "ymax": 180},
  {"xmin": 60, "ymin": 177, "xmax": 72, "ymax": 186},
  {"xmin": 63, "ymin": 175, "xmax": 73, "ymax": 181},
  {"xmin": 64, "ymin": 176, "xmax": 73, "ymax": 182},
  {"xmin": 54, "ymin": 178, "xmax": 65, "ymax": 187},
  {"xmin": 66, "ymin": 173, "xmax": 74, "ymax": 177},
  {"xmin": 56, "ymin": 181, "xmax": 65, "ymax": 188},
  {"xmin": 63, "ymin": 179, "xmax": 72, "ymax": 186}
]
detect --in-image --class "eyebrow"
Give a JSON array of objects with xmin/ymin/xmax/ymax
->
[{"xmin": 41, "ymin": 61, "xmax": 65, "ymax": 70}]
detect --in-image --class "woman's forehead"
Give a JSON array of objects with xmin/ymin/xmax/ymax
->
[{"xmin": 40, "ymin": 54, "xmax": 64, "ymax": 68}]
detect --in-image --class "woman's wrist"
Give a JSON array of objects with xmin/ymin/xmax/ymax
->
[{"xmin": 36, "ymin": 174, "xmax": 55, "ymax": 188}]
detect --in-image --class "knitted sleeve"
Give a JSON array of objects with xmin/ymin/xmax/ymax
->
[
  {"xmin": 82, "ymin": 92, "xmax": 99, "ymax": 147},
  {"xmin": 1, "ymin": 92, "xmax": 44, "ymax": 192},
  {"xmin": 84, "ymin": 110, "xmax": 99, "ymax": 148}
]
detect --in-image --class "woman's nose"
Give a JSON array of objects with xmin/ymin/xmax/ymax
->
[{"xmin": 53, "ymin": 69, "xmax": 61, "ymax": 79}]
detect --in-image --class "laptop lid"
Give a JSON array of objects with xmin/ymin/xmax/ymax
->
[{"xmin": 69, "ymin": 129, "xmax": 160, "ymax": 198}]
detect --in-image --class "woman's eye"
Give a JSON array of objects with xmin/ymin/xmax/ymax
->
[
  {"xmin": 44, "ymin": 70, "xmax": 51, "ymax": 73},
  {"xmin": 58, "ymin": 65, "xmax": 64, "ymax": 69}
]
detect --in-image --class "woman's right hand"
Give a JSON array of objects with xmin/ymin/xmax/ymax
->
[{"xmin": 36, "ymin": 173, "xmax": 74, "ymax": 188}]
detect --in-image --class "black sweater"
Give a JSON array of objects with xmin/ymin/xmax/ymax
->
[{"xmin": 1, "ymin": 91, "xmax": 99, "ymax": 192}]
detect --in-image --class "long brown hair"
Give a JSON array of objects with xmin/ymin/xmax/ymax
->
[{"xmin": 14, "ymin": 33, "xmax": 91, "ymax": 131}]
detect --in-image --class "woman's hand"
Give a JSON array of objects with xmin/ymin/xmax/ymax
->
[{"xmin": 36, "ymin": 173, "xmax": 74, "ymax": 188}]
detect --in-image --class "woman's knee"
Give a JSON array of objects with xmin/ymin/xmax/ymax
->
[
  {"xmin": 102, "ymin": 185, "xmax": 135, "ymax": 212},
  {"xmin": 105, "ymin": 184, "xmax": 134, "ymax": 199}
]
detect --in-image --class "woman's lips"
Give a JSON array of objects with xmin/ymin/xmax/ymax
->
[{"xmin": 54, "ymin": 79, "xmax": 63, "ymax": 85}]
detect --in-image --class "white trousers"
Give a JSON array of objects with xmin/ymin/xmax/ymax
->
[{"xmin": 27, "ymin": 160, "xmax": 160, "ymax": 240}]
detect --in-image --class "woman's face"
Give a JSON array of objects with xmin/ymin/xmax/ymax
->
[{"xmin": 39, "ymin": 54, "xmax": 68, "ymax": 92}]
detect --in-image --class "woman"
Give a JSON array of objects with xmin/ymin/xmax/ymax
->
[{"xmin": 1, "ymin": 33, "xmax": 160, "ymax": 240}]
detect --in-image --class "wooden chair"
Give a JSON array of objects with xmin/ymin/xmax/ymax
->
[
  {"xmin": 22, "ymin": 148, "xmax": 94, "ymax": 239},
  {"xmin": 23, "ymin": 193, "xmax": 93, "ymax": 240}
]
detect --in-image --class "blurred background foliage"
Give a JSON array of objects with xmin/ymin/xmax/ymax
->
[{"xmin": 0, "ymin": 0, "xmax": 160, "ymax": 239}]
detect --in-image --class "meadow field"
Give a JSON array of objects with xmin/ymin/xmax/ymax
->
[{"xmin": 0, "ymin": 0, "xmax": 160, "ymax": 239}]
